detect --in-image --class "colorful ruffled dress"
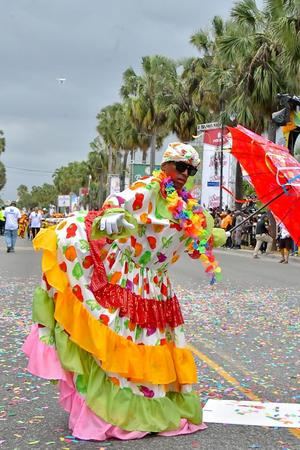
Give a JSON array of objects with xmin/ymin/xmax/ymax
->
[{"xmin": 23, "ymin": 174, "xmax": 225, "ymax": 441}]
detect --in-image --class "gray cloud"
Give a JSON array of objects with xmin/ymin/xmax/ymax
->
[{"xmin": 0, "ymin": 0, "xmax": 237, "ymax": 199}]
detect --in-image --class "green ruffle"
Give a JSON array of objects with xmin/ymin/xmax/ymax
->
[
  {"xmin": 32, "ymin": 287, "xmax": 55, "ymax": 330},
  {"xmin": 32, "ymin": 287, "xmax": 202, "ymax": 432}
]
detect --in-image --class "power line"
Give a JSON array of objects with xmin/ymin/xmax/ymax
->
[{"xmin": 5, "ymin": 165, "xmax": 54, "ymax": 174}]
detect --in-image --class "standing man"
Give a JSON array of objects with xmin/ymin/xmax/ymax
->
[
  {"xmin": 253, "ymin": 213, "xmax": 273, "ymax": 258},
  {"xmin": 4, "ymin": 201, "xmax": 21, "ymax": 253},
  {"xmin": 29, "ymin": 207, "xmax": 43, "ymax": 238}
]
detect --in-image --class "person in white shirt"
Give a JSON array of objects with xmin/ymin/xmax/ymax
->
[
  {"xmin": 4, "ymin": 201, "xmax": 21, "ymax": 253},
  {"xmin": 278, "ymin": 223, "xmax": 293, "ymax": 264},
  {"xmin": 29, "ymin": 207, "xmax": 43, "ymax": 238}
]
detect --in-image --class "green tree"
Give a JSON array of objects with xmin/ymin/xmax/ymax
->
[
  {"xmin": 17, "ymin": 184, "xmax": 31, "ymax": 209},
  {"xmin": 31, "ymin": 183, "xmax": 58, "ymax": 208},
  {"xmin": 17, "ymin": 183, "xmax": 58, "ymax": 209},
  {"xmin": 53, "ymin": 161, "xmax": 89, "ymax": 195}
]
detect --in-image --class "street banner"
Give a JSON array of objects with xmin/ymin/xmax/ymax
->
[{"xmin": 201, "ymin": 128, "xmax": 235, "ymax": 209}]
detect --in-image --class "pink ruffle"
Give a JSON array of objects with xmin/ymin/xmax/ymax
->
[
  {"xmin": 22, "ymin": 324, "xmax": 68, "ymax": 381},
  {"xmin": 159, "ymin": 420, "xmax": 206, "ymax": 436},
  {"xmin": 59, "ymin": 379, "xmax": 148, "ymax": 440},
  {"xmin": 23, "ymin": 325, "xmax": 206, "ymax": 440}
]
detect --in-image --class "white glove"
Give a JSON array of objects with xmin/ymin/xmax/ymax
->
[
  {"xmin": 225, "ymin": 231, "xmax": 231, "ymax": 237},
  {"xmin": 99, "ymin": 213, "xmax": 135, "ymax": 235}
]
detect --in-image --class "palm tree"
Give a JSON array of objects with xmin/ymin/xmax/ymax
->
[
  {"xmin": 97, "ymin": 104, "xmax": 122, "ymax": 175},
  {"xmin": 87, "ymin": 137, "xmax": 109, "ymax": 206},
  {"xmin": 189, "ymin": 16, "xmax": 230, "ymax": 112},
  {"xmin": 192, "ymin": 1, "xmax": 298, "ymax": 207},
  {"xmin": 97, "ymin": 102, "xmax": 140, "ymax": 192},
  {"xmin": 121, "ymin": 68, "xmax": 151, "ymax": 163},
  {"xmin": 0, "ymin": 131, "xmax": 5, "ymax": 155},
  {"xmin": 214, "ymin": 0, "xmax": 291, "ymax": 133},
  {"xmin": 267, "ymin": 0, "xmax": 300, "ymax": 79},
  {"xmin": 164, "ymin": 60, "xmax": 211, "ymax": 142},
  {"xmin": 121, "ymin": 55, "xmax": 177, "ymax": 171},
  {"xmin": 115, "ymin": 103, "xmax": 140, "ymax": 191}
]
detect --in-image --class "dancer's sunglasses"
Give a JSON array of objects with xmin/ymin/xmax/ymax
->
[{"xmin": 173, "ymin": 161, "xmax": 198, "ymax": 176}]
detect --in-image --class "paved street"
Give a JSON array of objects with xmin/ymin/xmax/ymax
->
[{"xmin": 0, "ymin": 237, "xmax": 299, "ymax": 450}]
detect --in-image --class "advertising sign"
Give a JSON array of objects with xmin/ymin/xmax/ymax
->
[
  {"xmin": 70, "ymin": 193, "xmax": 79, "ymax": 211},
  {"xmin": 132, "ymin": 164, "xmax": 160, "ymax": 182},
  {"xmin": 201, "ymin": 128, "xmax": 235, "ymax": 209},
  {"xmin": 108, "ymin": 175, "xmax": 120, "ymax": 195},
  {"xmin": 197, "ymin": 122, "xmax": 221, "ymax": 132},
  {"xmin": 57, "ymin": 195, "xmax": 70, "ymax": 207}
]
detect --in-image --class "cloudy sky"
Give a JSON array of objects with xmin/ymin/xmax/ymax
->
[{"xmin": 0, "ymin": 0, "xmax": 242, "ymax": 199}]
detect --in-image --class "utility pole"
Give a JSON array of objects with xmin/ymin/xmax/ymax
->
[
  {"xmin": 130, "ymin": 150, "xmax": 134, "ymax": 184},
  {"xmin": 150, "ymin": 134, "xmax": 156, "ymax": 173},
  {"xmin": 87, "ymin": 174, "xmax": 92, "ymax": 211},
  {"xmin": 219, "ymin": 97, "xmax": 225, "ymax": 211}
]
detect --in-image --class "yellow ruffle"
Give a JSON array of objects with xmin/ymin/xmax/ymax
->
[
  {"xmin": 33, "ymin": 228, "xmax": 68, "ymax": 292},
  {"xmin": 34, "ymin": 226, "xmax": 197, "ymax": 386}
]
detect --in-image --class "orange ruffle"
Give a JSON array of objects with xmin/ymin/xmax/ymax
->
[{"xmin": 34, "ymin": 226, "xmax": 197, "ymax": 386}]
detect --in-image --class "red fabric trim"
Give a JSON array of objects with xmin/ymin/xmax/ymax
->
[
  {"xmin": 93, "ymin": 283, "xmax": 184, "ymax": 330},
  {"xmin": 85, "ymin": 210, "xmax": 108, "ymax": 291},
  {"xmin": 85, "ymin": 210, "xmax": 184, "ymax": 330}
]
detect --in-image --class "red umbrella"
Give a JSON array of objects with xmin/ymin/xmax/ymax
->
[{"xmin": 229, "ymin": 125, "xmax": 300, "ymax": 245}]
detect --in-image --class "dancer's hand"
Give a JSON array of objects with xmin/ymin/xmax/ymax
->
[
  {"xmin": 99, "ymin": 213, "xmax": 135, "ymax": 235},
  {"xmin": 225, "ymin": 231, "xmax": 231, "ymax": 237}
]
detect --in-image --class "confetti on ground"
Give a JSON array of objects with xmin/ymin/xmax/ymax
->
[{"xmin": 0, "ymin": 246, "xmax": 299, "ymax": 449}]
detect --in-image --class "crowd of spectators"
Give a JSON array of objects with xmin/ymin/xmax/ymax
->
[{"xmin": 207, "ymin": 200, "xmax": 298, "ymax": 256}]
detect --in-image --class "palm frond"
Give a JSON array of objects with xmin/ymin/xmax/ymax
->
[
  {"xmin": 231, "ymin": 0, "xmax": 261, "ymax": 29},
  {"xmin": 190, "ymin": 30, "xmax": 210, "ymax": 54}
]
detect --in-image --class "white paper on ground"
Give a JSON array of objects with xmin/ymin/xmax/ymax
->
[{"xmin": 203, "ymin": 400, "xmax": 300, "ymax": 428}]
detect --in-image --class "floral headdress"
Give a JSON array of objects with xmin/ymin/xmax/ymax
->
[{"xmin": 161, "ymin": 142, "xmax": 200, "ymax": 168}]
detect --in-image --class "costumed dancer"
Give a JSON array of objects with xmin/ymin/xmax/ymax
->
[
  {"xmin": 23, "ymin": 143, "xmax": 226, "ymax": 441},
  {"xmin": 18, "ymin": 211, "xmax": 29, "ymax": 239}
]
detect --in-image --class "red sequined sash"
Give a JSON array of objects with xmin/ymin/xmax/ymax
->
[{"xmin": 85, "ymin": 211, "xmax": 184, "ymax": 330}]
